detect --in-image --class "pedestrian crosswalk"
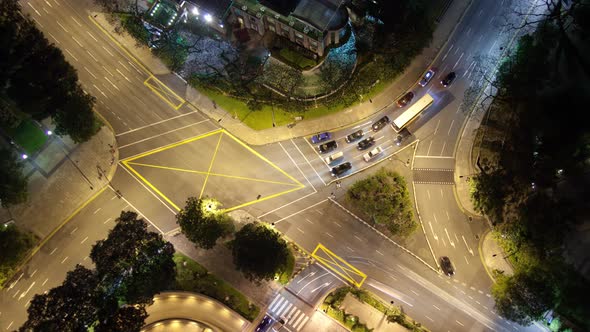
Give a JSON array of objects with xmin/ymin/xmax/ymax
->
[{"xmin": 267, "ymin": 294, "xmax": 310, "ymax": 331}]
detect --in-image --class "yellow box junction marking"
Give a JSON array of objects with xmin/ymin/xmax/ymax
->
[
  {"xmin": 144, "ymin": 76, "xmax": 185, "ymax": 110},
  {"xmin": 311, "ymin": 243, "xmax": 367, "ymax": 287},
  {"xmin": 121, "ymin": 129, "xmax": 304, "ymax": 212}
]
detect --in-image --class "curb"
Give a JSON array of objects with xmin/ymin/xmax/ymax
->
[{"xmin": 478, "ymin": 229, "xmax": 496, "ymax": 283}]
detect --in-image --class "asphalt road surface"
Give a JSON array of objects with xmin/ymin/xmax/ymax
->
[{"xmin": 0, "ymin": 0, "xmax": 547, "ymax": 331}]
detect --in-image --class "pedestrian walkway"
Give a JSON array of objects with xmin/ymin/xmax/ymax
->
[
  {"xmin": 339, "ymin": 293, "xmax": 408, "ymax": 332},
  {"xmin": 267, "ymin": 293, "xmax": 311, "ymax": 331},
  {"xmin": 480, "ymin": 230, "xmax": 514, "ymax": 281}
]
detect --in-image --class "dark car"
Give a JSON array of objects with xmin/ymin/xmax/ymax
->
[
  {"xmin": 396, "ymin": 91, "xmax": 415, "ymax": 107},
  {"xmin": 345, "ymin": 130, "xmax": 364, "ymax": 143},
  {"xmin": 357, "ymin": 137, "xmax": 375, "ymax": 150},
  {"xmin": 319, "ymin": 140, "xmax": 338, "ymax": 154},
  {"xmin": 311, "ymin": 132, "xmax": 331, "ymax": 144},
  {"xmin": 394, "ymin": 128, "xmax": 411, "ymax": 146},
  {"xmin": 331, "ymin": 162, "xmax": 352, "ymax": 177},
  {"xmin": 372, "ymin": 116, "xmax": 390, "ymax": 132},
  {"xmin": 440, "ymin": 256, "xmax": 455, "ymax": 276},
  {"xmin": 255, "ymin": 315, "xmax": 273, "ymax": 332},
  {"xmin": 441, "ymin": 72, "xmax": 456, "ymax": 87},
  {"xmin": 419, "ymin": 69, "xmax": 436, "ymax": 87}
]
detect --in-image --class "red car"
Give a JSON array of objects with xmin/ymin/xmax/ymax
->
[{"xmin": 397, "ymin": 92, "xmax": 414, "ymax": 107}]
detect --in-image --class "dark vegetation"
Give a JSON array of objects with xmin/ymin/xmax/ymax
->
[{"xmin": 469, "ymin": 0, "xmax": 590, "ymax": 328}]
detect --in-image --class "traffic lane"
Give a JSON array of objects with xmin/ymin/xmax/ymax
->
[
  {"xmin": 0, "ymin": 188, "xmax": 130, "ymax": 330},
  {"xmin": 287, "ymin": 264, "xmax": 345, "ymax": 306}
]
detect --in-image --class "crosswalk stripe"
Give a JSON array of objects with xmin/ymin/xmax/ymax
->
[
  {"xmin": 276, "ymin": 299, "xmax": 289, "ymax": 315},
  {"xmin": 277, "ymin": 303, "xmax": 293, "ymax": 316},
  {"xmin": 270, "ymin": 296, "xmax": 285, "ymax": 312},
  {"xmin": 286, "ymin": 306, "xmax": 298, "ymax": 318},
  {"xmin": 289, "ymin": 309, "xmax": 302, "ymax": 324},
  {"xmin": 292, "ymin": 312, "xmax": 305, "ymax": 328},
  {"xmin": 268, "ymin": 294, "xmax": 281, "ymax": 309},
  {"xmin": 295, "ymin": 316, "xmax": 309, "ymax": 330}
]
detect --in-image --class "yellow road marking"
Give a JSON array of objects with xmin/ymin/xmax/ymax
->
[
  {"xmin": 224, "ymin": 185, "xmax": 304, "ymax": 213},
  {"xmin": 312, "ymin": 243, "xmax": 367, "ymax": 287},
  {"xmin": 126, "ymin": 161, "xmax": 302, "ymax": 187},
  {"xmin": 123, "ymin": 160, "xmax": 181, "ymax": 211},
  {"xmin": 199, "ymin": 132, "xmax": 224, "ymax": 199},
  {"xmin": 222, "ymin": 130, "xmax": 304, "ymax": 188},
  {"xmin": 144, "ymin": 76, "xmax": 185, "ymax": 110}
]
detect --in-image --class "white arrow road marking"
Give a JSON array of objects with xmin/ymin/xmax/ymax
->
[
  {"xmin": 462, "ymin": 235, "xmax": 474, "ymax": 255},
  {"xmin": 445, "ymin": 228, "xmax": 455, "ymax": 248},
  {"xmin": 429, "ymin": 222, "xmax": 439, "ymax": 241},
  {"xmin": 311, "ymin": 282, "xmax": 330, "ymax": 293}
]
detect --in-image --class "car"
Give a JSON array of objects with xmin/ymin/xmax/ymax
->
[
  {"xmin": 440, "ymin": 72, "xmax": 456, "ymax": 87},
  {"xmin": 256, "ymin": 315, "xmax": 273, "ymax": 332},
  {"xmin": 440, "ymin": 256, "xmax": 455, "ymax": 276},
  {"xmin": 331, "ymin": 162, "xmax": 352, "ymax": 177},
  {"xmin": 394, "ymin": 128, "xmax": 411, "ymax": 146},
  {"xmin": 324, "ymin": 151, "xmax": 344, "ymax": 164},
  {"xmin": 363, "ymin": 146, "xmax": 383, "ymax": 162},
  {"xmin": 345, "ymin": 130, "xmax": 364, "ymax": 143},
  {"xmin": 396, "ymin": 92, "xmax": 414, "ymax": 107},
  {"xmin": 311, "ymin": 132, "xmax": 331, "ymax": 144},
  {"xmin": 357, "ymin": 137, "xmax": 375, "ymax": 150},
  {"xmin": 419, "ymin": 69, "xmax": 436, "ymax": 87},
  {"xmin": 319, "ymin": 140, "xmax": 338, "ymax": 154},
  {"xmin": 372, "ymin": 116, "xmax": 390, "ymax": 131}
]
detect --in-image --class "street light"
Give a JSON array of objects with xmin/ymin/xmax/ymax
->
[
  {"xmin": 204, "ymin": 13, "xmax": 212, "ymax": 23},
  {"xmin": 46, "ymin": 130, "xmax": 52, "ymax": 136}
]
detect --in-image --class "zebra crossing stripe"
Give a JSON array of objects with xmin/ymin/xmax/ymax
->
[
  {"xmin": 295, "ymin": 315, "xmax": 309, "ymax": 330},
  {"xmin": 278, "ymin": 302, "xmax": 293, "ymax": 316},
  {"xmin": 270, "ymin": 296, "xmax": 285, "ymax": 312},
  {"xmin": 268, "ymin": 295, "xmax": 281, "ymax": 309},
  {"xmin": 276, "ymin": 299, "xmax": 289, "ymax": 315},
  {"xmin": 286, "ymin": 306, "xmax": 298, "ymax": 318}
]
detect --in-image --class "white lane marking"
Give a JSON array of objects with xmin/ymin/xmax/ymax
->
[
  {"xmin": 456, "ymin": 320, "xmax": 464, "ymax": 326},
  {"xmin": 297, "ymin": 227, "xmax": 305, "ymax": 234},
  {"xmin": 93, "ymin": 208, "xmax": 101, "ymax": 214},
  {"xmin": 86, "ymin": 50, "xmax": 98, "ymax": 62},
  {"xmin": 271, "ymin": 199, "xmax": 328, "ymax": 225},
  {"xmin": 354, "ymin": 235, "xmax": 363, "ymax": 241},
  {"xmin": 41, "ymin": 278, "xmax": 48, "ymax": 286},
  {"xmin": 102, "ymin": 46, "xmax": 114, "ymax": 57},
  {"xmin": 426, "ymin": 189, "xmax": 431, "ymax": 199},
  {"xmin": 30, "ymin": 269, "xmax": 38, "ymax": 277},
  {"xmin": 103, "ymin": 217, "xmax": 112, "ymax": 224},
  {"xmin": 325, "ymin": 232, "xmax": 334, "ymax": 238},
  {"xmin": 50, "ymin": 248, "xmax": 57, "ymax": 255},
  {"xmin": 278, "ymin": 142, "xmax": 315, "ymax": 191},
  {"xmin": 464, "ymin": 256, "xmax": 470, "ymax": 264},
  {"xmin": 440, "ymin": 141, "xmax": 447, "ymax": 156},
  {"xmin": 85, "ymin": 67, "xmax": 97, "ymax": 79},
  {"xmin": 333, "ymin": 221, "xmax": 341, "ymax": 227},
  {"xmin": 296, "ymin": 139, "xmax": 327, "ymax": 185},
  {"xmin": 433, "ymin": 119, "xmax": 441, "ymax": 135},
  {"xmin": 102, "ymin": 66, "xmax": 114, "ymax": 77},
  {"xmin": 410, "ymin": 290, "xmax": 419, "ymax": 296},
  {"xmin": 93, "ymin": 84, "xmax": 107, "ymax": 98},
  {"xmin": 86, "ymin": 30, "xmax": 98, "ymax": 42},
  {"xmin": 48, "ymin": 32, "xmax": 60, "ymax": 43},
  {"xmin": 442, "ymin": 44, "xmax": 453, "ymax": 61},
  {"xmin": 462, "ymin": 235, "xmax": 474, "ymax": 255},
  {"xmin": 433, "ymin": 213, "xmax": 438, "ymax": 223},
  {"xmin": 445, "ymin": 228, "xmax": 456, "ymax": 247},
  {"xmin": 61, "ymin": 256, "xmax": 68, "ymax": 264},
  {"xmin": 6, "ymin": 321, "xmax": 13, "ymax": 330},
  {"xmin": 65, "ymin": 48, "xmax": 79, "ymax": 61},
  {"xmin": 305, "ymin": 218, "xmax": 313, "ymax": 224},
  {"xmin": 489, "ymin": 39, "xmax": 498, "ymax": 53},
  {"xmin": 433, "ymin": 304, "xmax": 441, "ymax": 310},
  {"xmin": 116, "ymin": 68, "xmax": 131, "ymax": 82},
  {"xmin": 80, "ymin": 236, "xmax": 88, "ymax": 244},
  {"xmin": 32, "ymin": 17, "xmax": 44, "ymax": 28},
  {"xmin": 445, "ymin": 210, "xmax": 450, "ymax": 220},
  {"xmin": 376, "ymin": 250, "xmax": 384, "ymax": 256},
  {"xmin": 57, "ymin": 20, "xmax": 69, "ymax": 32},
  {"xmin": 118, "ymin": 60, "xmax": 130, "ymax": 71},
  {"xmin": 425, "ymin": 315, "xmax": 434, "ymax": 322},
  {"xmin": 426, "ymin": 140, "xmax": 433, "ymax": 155},
  {"xmin": 452, "ymin": 52, "xmax": 464, "ymax": 70},
  {"xmin": 104, "ymin": 77, "xmax": 120, "ymax": 91},
  {"xmin": 346, "ymin": 246, "xmax": 354, "ymax": 252},
  {"xmin": 18, "ymin": 282, "xmax": 36, "ymax": 301},
  {"xmin": 71, "ymin": 36, "xmax": 83, "ymax": 47},
  {"xmin": 28, "ymin": 2, "xmax": 41, "ymax": 16},
  {"xmin": 447, "ymin": 120, "xmax": 455, "ymax": 135},
  {"xmin": 429, "ymin": 222, "xmax": 439, "ymax": 241},
  {"xmin": 295, "ymin": 316, "xmax": 309, "ymax": 330},
  {"xmin": 71, "ymin": 16, "xmax": 81, "ymax": 26},
  {"xmin": 70, "ymin": 227, "xmax": 78, "ymax": 234}
]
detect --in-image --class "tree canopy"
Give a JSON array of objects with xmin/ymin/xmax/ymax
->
[
  {"xmin": 231, "ymin": 223, "xmax": 290, "ymax": 281},
  {"xmin": 176, "ymin": 197, "xmax": 234, "ymax": 249},
  {"xmin": 0, "ymin": 148, "xmax": 28, "ymax": 207},
  {"xmin": 0, "ymin": 224, "xmax": 34, "ymax": 286},
  {"xmin": 91, "ymin": 211, "xmax": 175, "ymax": 305}
]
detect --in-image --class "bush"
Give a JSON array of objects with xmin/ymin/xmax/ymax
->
[
  {"xmin": 347, "ymin": 168, "xmax": 417, "ymax": 237},
  {"xmin": 0, "ymin": 225, "xmax": 35, "ymax": 287}
]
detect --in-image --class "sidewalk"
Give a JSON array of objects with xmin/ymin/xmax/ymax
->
[
  {"xmin": 480, "ymin": 230, "xmax": 514, "ymax": 281},
  {"xmin": 0, "ymin": 122, "xmax": 117, "ymax": 240},
  {"xmin": 91, "ymin": 0, "xmax": 472, "ymax": 145},
  {"xmin": 339, "ymin": 293, "xmax": 409, "ymax": 332}
]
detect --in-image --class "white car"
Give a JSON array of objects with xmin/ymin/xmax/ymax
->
[{"xmin": 363, "ymin": 146, "xmax": 383, "ymax": 162}]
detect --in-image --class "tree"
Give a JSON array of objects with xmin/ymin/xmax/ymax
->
[
  {"xmin": 176, "ymin": 197, "xmax": 234, "ymax": 249},
  {"xmin": 20, "ymin": 265, "xmax": 99, "ymax": 331},
  {"xmin": 53, "ymin": 87, "xmax": 98, "ymax": 143},
  {"xmin": 0, "ymin": 224, "xmax": 34, "ymax": 286},
  {"xmin": 90, "ymin": 211, "xmax": 175, "ymax": 305},
  {"xmin": 231, "ymin": 223, "xmax": 289, "ymax": 281},
  {"xmin": 95, "ymin": 305, "xmax": 148, "ymax": 332},
  {"xmin": 492, "ymin": 267, "xmax": 557, "ymax": 325},
  {"xmin": 0, "ymin": 148, "xmax": 28, "ymax": 207}
]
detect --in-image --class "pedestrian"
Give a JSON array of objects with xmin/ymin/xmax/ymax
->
[
  {"xmin": 369, "ymin": 99, "xmax": 373, "ymax": 103},
  {"xmin": 212, "ymin": 101, "xmax": 217, "ymax": 109}
]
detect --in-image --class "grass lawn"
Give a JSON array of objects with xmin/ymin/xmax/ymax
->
[
  {"xmin": 173, "ymin": 253, "xmax": 260, "ymax": 321},
  {"xmin": 278, "ymin": 48, "xmax": 317, "ymax": 70},
  {"xmin": 7, "ymin": 119, "xmax": 48, "ymax": 155}
]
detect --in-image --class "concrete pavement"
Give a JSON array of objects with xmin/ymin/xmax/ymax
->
[
  {"xmin": 339, "ymin": 293, "xmax": 408, "ymax": 332},
  {"xmin": 479, "ymin": 231, "xmax": 514, "ymax": 282}
]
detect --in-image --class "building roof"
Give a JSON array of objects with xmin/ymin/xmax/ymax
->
[
  {"xmin": 186, "ymin": 0, "xmax": 233, "ymax": 18},
  {"xmin": 259, "ymin": 0, "xmax": 300, "ymax": 17},
  {"xmin": 291, "ymin": 0, "xmax": 347, "ymax": 31}
]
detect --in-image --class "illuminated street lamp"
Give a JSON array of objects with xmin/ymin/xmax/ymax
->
[
  {"xmin": 204, "ymin": 13, "xmax": 212, "ymax": 23},
  {"xmin": 191, "ymin": 7, "xmax": 199, "ymax": 16},
  {"xmin": 46, "ymin": 130, "xmax": 52, "ymax": 136},
  {"xmin": 21, "ymin": 154, "xmax": 28, "ymax": 160}
]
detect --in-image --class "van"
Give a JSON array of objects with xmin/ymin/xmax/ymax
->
[{"xmin": 324, "ymin": 151, "xmax": 343, "ymax": 164}]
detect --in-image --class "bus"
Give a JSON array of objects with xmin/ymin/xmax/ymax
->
[{"xmin": 392, "ymin": 93, "xmax": 434, "ymax": 132}]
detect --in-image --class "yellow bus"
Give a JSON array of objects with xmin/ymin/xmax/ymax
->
[{"xmin": 392, "ymin": 93, "xmax": 434, "ymax": 132}]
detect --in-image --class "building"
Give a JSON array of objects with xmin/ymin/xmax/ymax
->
[{"xmin": 178, "ymin": 0, "xmax": 349, "ymax": 57}]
